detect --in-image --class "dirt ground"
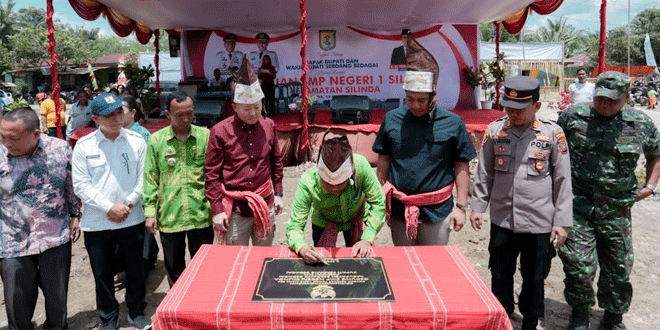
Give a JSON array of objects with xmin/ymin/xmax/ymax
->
[{"xmin": 1, "ymin": 164, "xmax": 658, "ymax": 330}]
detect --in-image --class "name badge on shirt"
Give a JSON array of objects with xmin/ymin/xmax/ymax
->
[{"xmin": 86, "ymin": 154, "xmax": 101, "ymax": 159}]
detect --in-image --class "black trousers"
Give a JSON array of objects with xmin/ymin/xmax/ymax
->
[
  {"xmin": 159, "ymin": 227, "xmax": 214, "ymax": 287},
  {"xmin": 488, "ymin": 223, "xmax": 555, "ymax": 319},
  {"xmin": 311, "ymin": 224, "xmax": 353, "ymax": 247},
  {"xmin": 0, "ymin": 242, "xmax": 71, "ymax": 330},
  {"xmin": 84, "ymin": 223, "xmax": 147, "ymax": 323}
]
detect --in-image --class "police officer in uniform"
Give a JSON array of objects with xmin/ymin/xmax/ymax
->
[
  {"xmin": 471, "ymin": 76, "xmax": 573, "ymax": 330},
  {"xmin": 217, "ymin": 33, "xmax": 244, "ymax": 80},
  {"xmin": 558, "ymin": 71, "xmax": 660, "ymax": 330},
  {"xmin": 247, "ymin": 32, "xmax": 279, "ymax": 73}
]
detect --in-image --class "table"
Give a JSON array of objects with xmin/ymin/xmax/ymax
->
[{"xmin": 153, "ymin": 245, "xmax": 512, "ymax": 330}]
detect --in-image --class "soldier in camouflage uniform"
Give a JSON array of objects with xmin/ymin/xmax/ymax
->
[{"xmin": 557, "ymin": 71, "xmax": 660, "ymax": 330}]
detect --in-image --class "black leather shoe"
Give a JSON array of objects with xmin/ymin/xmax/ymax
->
[
  {"xmin": 521, "ymin": 317, "xmax": 538, "ymax": 330},
  {"xmin": 598, "ymin": 311, "xmax": 627, "ymax": 330}
]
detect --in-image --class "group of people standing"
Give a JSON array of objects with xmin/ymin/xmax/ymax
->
[{"xmin": 0, "ymin": 32, "xmax": 656, "ymax": 330}]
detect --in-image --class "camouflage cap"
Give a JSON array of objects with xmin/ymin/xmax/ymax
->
[{"xmin": 594, "ymin": 71, "xmax": 630, "ymax": 100}]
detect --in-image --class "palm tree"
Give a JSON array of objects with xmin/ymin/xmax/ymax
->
[
  {"xmin": 0, "ymin": 0, "xmax": 16, "ymax": 45},
  {"xmin": 531, "ymin": 17, "xmax": 584, "ymax": 44}
]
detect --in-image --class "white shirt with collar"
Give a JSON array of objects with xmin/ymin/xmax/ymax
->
[
  {"xmin": 568, "ymin": 81, "xmax": 595, "ymax": 104},
  {"xmin": 72, "ymin": 128, "xmax": 147, "ymax": 232}
]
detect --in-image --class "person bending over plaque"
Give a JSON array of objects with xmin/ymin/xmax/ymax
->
[{"xmin": 286, "ymin": 133, "xmax": 386, "ymax": 264}]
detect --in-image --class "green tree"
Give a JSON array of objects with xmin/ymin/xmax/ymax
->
[
  {"xmin": 479, "ymin": 22, "xmax": 525, "ymax": 43},
  {"xmin": 0, "ymin": 0, "xmax": 15, "ymax": 45},
  {"xmin": 14, "ymin": 7, "xmax": 47, "ymax": 31},
  {"xmin": 603, "ymin": 8, "xmax": 660, "ymax": 66}
]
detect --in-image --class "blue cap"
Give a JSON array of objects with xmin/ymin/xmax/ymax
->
[{"xmin": 90, "ymin": 93, "xmax": 123, "ymax": 116}]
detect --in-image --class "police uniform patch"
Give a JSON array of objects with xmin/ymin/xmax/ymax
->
[
  {"xmin": 532, "ymin": 120, "xmax": 539, "ymax": 129},
  {"xmin": 506, "ymin": 120, "xmax": 511, "ymax": 128},
  {"xmin": 535, "ymin": 160, "xmax": 544, "ymax": 171},
  {"xmin": 482, "ymin": 133, "xmax": 489, "ymax": 144},
  {"xmin": 534, "ymin": 149, "xmax": 548, "ymax": 160},
  {"xmin": 559, "ymin": 140, "xmax": 568, "ymax": 154},
  {"xmin": 555, "ymin": 132, "xmax": 566, "ymax": 140},
  {"xmin": 535, "ymin": 133, "xmax": 549, "ymax": 142},
  {"xmin": 496, "ymin": 157, "xmax": 505, "ymax": 167},
  {"xmin": 497, "ymin": 131, "xmax": 508, "ymax": 138},
  {"xmin": 496, "ymin": 145, "xmax": 506, "ymax": 153}
]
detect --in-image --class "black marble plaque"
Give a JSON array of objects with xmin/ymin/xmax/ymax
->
[{"xmin": 252, "ymin": 257, "xmax": 394, "ymax": 302}]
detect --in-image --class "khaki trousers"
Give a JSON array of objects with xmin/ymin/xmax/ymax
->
[
  {"xmin": 391, "ymin": 214, "xmax": 451, "ymax": 246},
  {"xmin": 225, "ymin": 206, "xmax": 276, "ymax": 246}
]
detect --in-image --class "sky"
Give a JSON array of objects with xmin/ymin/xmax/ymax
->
[{"xmin": 14, "ymin": 0, "xmax": 660, "ymax": 37}]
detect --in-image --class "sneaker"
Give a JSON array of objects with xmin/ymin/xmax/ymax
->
[
  {"xmin": 99, "ymin": 320, "xmax": 118, "ymax": 330},
  {"xmin": 565, "ymin": 309, "xmax": 590, "ymax": 330},
  {"xmin": 598, "ymin": 312, "xmax": 627, "ymax": 330},
  {"xmin": 128, "ymin": 315, "xmax": 153, "ymax": 330}
]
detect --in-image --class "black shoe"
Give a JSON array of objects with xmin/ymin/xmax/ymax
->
[
  {"xmin": 598, "ymin": 311, "xmax": 627, "ymax": 330},
  {"xmin": 565, "ymin": 309, "xmax": 590, "ymax": 330},
  {"xmin": 521, "ymin": 317, "xmax": 538, "ymax": 330}
]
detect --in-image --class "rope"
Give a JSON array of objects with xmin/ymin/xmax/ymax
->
[
  {"xmin": 154, "ymin": 29, "xmax": 162, "ymax": 101},
  {"xmin": 495, "ymin": 21, "xmax": 501, "ymax": 110},
  {"xmin": 47, "ymin": 0, "xmax": 62, "ymax": 138},
  {"xmin": 299, "ymin": 0, "xmax": 309, "ymax": 154}
]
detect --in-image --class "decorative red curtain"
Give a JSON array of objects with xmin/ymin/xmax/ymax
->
[
  {"xmin": 502, "ymin": 0, "xmax": 564, "ymax": 34},
  {"xmin": 495, "ymin": 21, "xmax": 501, "ymax": 110},
  {"xmin": 47, "ymin": 0, "xmax": 62, "ymax": 138},
  {"xmin": 68, "ymin": 0, "xmax": 153, "ymax": 44}
]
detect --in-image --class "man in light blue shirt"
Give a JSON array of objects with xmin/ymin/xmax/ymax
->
[{"xmin": 71, "ymin": 93, "xmax": 152, "ymax": 330}]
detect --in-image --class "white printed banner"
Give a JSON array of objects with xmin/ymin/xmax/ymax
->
[{"xmin": 182, "ymin": 24, "xmax": 479, "ymax": 109}]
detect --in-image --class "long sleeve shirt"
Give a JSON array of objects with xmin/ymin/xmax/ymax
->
[
  {"xmin": 205, "ymin": 116, "xmax": 283, "ymax": 217},
  {"xmin": 72, "ymin": 129, "xmax": 146, "ymax": 232},
  {"xmin": 0, "ymin": 137, "xmax": 81, "ymax": 258},
  {"xmin": 143, "ymin": 125, "xmax": 212, "ymax": 233},
  {"xmin": 286, "ymin": 154, "xmax": 386, "ymax": 253}
]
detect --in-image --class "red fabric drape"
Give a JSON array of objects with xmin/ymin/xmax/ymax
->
[
  {"xmin": 494, "ymin": 22, "xmax": 501, "ymax": 110},
  {"xmin": 154, "ymin": 30, "xmax": 161, "ymax": 101},
  {"xmin": 67, "ymin": 0, "xmax": 153, "ymax": 44},
  {"xmin": 299, "ymin": 0, "xmax": 309, "ymax": 154},
  {"xmin": 47, "ymin": 0, "xmax": 62, "ymax": 139},
  {"xmin": 502, "ymin": 0, "xmax": 564, "ymax": 34},
  {"xmin": 599, "ymin": 0, "xmax": 607, "ymax": 74}
]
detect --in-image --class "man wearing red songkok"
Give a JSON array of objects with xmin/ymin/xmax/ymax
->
[
  {"xmin": 372, "ymin": 31, "xmax": 476, "ymax": 245},
  {"xmin": 205, "ymin": 57, "xmax": 283, "ymax": 245}
]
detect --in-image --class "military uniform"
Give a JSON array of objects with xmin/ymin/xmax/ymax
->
[
  {"xmin": 217, "ymin": 50, "xmax": 244, "ymax": 78},
  {"xmin": 247, "ymin": 50, "xmax": 279, "ymax": 72},
  {"xmin": 557, "ymin": 101, "xmax": 660, "ymax": 314}
]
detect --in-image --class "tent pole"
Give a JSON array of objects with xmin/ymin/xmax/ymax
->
[
  {"xmin": 46, "ymin": 0, "xmax": 62, "ymax": 139},
  {"xmin": 495, "ymin": 21, "xmax": 501, "ymax": 110},
  {"xmin": 154, "ymin": 30, "xmax": 161, "ymax": 102},
  {"xmin": 598, "ymin": 0, "xmax": 607, "ymax": 74},
  {"xmin": 299, "ymin": 0, "xmax": 309, "ymax": 159}
]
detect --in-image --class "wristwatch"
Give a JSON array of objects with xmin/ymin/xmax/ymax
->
[
  {"xmin": 644, "ymin": 183, "xmax": 660, "ymax": 195},
  {"xmin": 455, "ymin": 202, "xmax": 468, "ymax": 211}
]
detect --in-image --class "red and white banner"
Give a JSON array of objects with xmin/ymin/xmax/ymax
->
[{"xmin": 182, "ymin": 25, "xmax": 479, "ymax": 109}]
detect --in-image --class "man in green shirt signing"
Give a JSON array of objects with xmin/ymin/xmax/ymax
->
[
  {"xmin": 143, "ymin": 91, "xmax": 213, "ymax": 287},
  {"xmin": 286, "ymin": 134, "xmax": 386, "ymax": 264}
]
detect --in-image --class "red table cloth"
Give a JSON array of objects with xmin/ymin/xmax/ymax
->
[{"xmin": 153, "ymin": 245, "xmax": 512, "ymax": 330}]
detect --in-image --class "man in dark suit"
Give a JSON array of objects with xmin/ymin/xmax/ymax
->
[{"xmin": 390, "ymin": 29, "xmax": 411, "ymax": 66}]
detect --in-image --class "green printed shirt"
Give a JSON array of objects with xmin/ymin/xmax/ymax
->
[
  {"xmin": 286, "ymin": 154, "xmax": 386, "ymax": 253},
  {"xmin": 557, "ymin": 103, "xmax": 660, "ymax": 204},
  {"xmin": 143, "ymin": 125, "xmax": 212, "ymax": 233}
]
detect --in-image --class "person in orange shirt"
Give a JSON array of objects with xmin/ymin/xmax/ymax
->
[{"xmin": 40, "ymin": 88, "xmax": 67, "ymax": 138}]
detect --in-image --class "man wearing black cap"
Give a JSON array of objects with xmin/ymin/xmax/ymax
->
[
  {"xmin": 217, "ymin": 33, "xmax": 244, "ymax": 81},
  {"xmin": 470, "ymin": 76, "xmax": 573, "ymax": 330},
  {"xmin": 247, "ymin": 32, "xmax": 279, "ymax": 73},
  {"xmin": 373, "ymin": 33, "xmax": 476, "ymax": 246},
  {"xmin": 557, "ymin": 71, "xmax": 660, "ymax": 330}
]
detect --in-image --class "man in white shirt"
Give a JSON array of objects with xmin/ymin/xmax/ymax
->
[
  {"xmin": 567, "ymin": 68, "xmax": 595, "ymax": 104},
  {"xmin": 217, "ymin": 33, "xmax": 244, "ymax": 80},
  {"xmin": 247, "ymin": 32, "xmax": 279, "ymax": 73},
  {"xmin": 72, "ymin": 93, "xmax": 152, "ymax": 330}
]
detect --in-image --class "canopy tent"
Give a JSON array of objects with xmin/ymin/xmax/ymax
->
[
  {"xmin": 57, "ymin": 0, "xmax": 564, "ymax": 149},
  {"xmin": 481, "ymin": 42, "xmax": 563, "ymax": 61}
]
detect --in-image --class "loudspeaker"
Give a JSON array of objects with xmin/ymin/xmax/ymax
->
[
  {"xmin": 330, "ymin": 95, "xmax": 371, "ymax": 124},
  {"xmin": 169, "ymin": 35, "xmax": 180, "ymax": 57}
]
